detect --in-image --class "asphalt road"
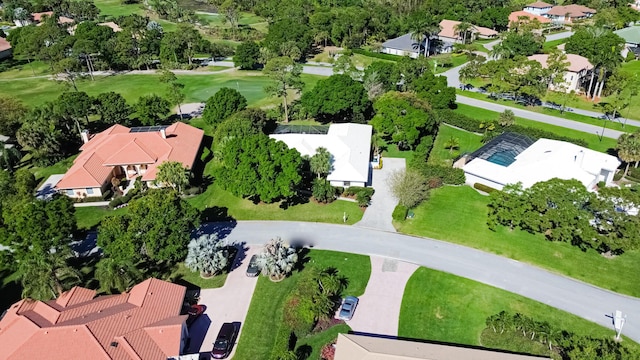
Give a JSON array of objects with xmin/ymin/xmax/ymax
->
[{"xmin": 207, "ymin": 221, "xmax": 640, "ymax": 343}]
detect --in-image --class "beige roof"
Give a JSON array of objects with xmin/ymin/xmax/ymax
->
[
  {"xmin": 439, "ymin": 19, "xmax": 498, "ymax": 40},
  {"xmin": 546, "ymin": 4, "xmax": 596, "ymax": 17},
  {"xmin": 525, "ymin": 1, "xmax": 553, "ymax": 8},
  {"xmin": 508, "ymin": 11, "xmax": 551, "ymax": 25},
  {"xmin": 334, "ymin": 334, "xmax": 550, "ymax": 360},
  {"xmin": 527, "ymin": 53, "xmax": 594, "ymax": 73},
  {"xmin": 99, "ymin": 21, "xmax": 123, "ymax": 32}
]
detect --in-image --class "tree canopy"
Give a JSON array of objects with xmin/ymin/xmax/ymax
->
[
  {"xmin": 301, "ymin": 74, "xmax": 370, "ymax": 123},
  {"xmin": 202, "ymin": 87, "xmax": 248, "ymax": 126}
]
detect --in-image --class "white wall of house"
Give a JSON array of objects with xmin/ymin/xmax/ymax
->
[
  {"xmin": 548, "ymin": 70, "xmax": 589, "ymax": 93},
  {"xmin": 523, "ymin": 6, "xmax": 551, "ymax": 15},
  {"xmin": 330, "ymin": 180, "xmax": 366, "ymax": 188},
  {"xmin": 62, "ymin": 187, "xmax": 104, "ymax": 198},
  {"xmin": 381, "ymin": 47, "xmax": 418, "ymax": 58},
  {"xmin": 438, "ymin": 35, "xmax": 462, "ymax": 44}
]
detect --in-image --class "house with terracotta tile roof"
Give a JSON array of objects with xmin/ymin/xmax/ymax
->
[
  {"xmin": 528, "ymin": 53, "xmax": 594, "ymax": 93},
  {"xmin": 0, "ymin": 37, "xmax": 11, "ymax": 60},
  {"xmin": 544, "ymin": 4, "xmax": 596, "ymax": 23},
  {"xmin": 523, "ymin": 1, "xmax": 554, "ymax": 16},
  {"xmin": 55, "ymin": 122, "xmax": 204, "ymax": 198},
  {"xmin": 437, "ymin": 20, "xmax": 499, "ymax": 45},
  {"xmin": 15, "ymin": 11, "xmax": 73, "ymax": 27},
  {"xmin": 508, "ymin": 10, "xmax": 551, "ymax": 29},
  {"xmin": 0, "ymin": 278, "xmax": 190, "ymax": 360}
]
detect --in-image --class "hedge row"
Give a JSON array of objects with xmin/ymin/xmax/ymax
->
[
  {"xmin": 414, "ymin": 164, "xmax": 466, "ymax": 185},
  {"xmin": 473, "ymin": 182, "xmax": 498, "ymax": 193},
  {"xmin": 434, "ymin": 110, "xmax": 589, "ymax": 148},
  {"xmin": 351, "ymin": 48, "xmax": 401, "ymax": 61},
  {"xmin": 392, "ymin": 205, "xmax": 408, "ymax": 221}
]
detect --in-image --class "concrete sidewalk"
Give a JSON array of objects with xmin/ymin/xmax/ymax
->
[{"xmin": 355, "ymin": 157, "xmax": 405, "ymax": 232}]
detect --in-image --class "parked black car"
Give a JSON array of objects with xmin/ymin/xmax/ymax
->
[
  {"xmin": 211, "ymin": 322, "xmax": 239, "ymax": 359},
  {"xmin": 246, "ymin": 254, "xmax": 260, "ymax": 277}
]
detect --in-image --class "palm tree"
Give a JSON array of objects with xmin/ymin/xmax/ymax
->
[
  {"xmin": 0, "ymin": 141, "xmax": 21, "ymax": 172},
  {"xmin": 19, "ymin": 249, "xmax": 82, "ymax": 301},
  {"xmin": 443, "ymin": 136, "xmax": 460, "ymax": 154},
  {"xmin": 409, "ymin": 15, "xmax": 441, "ymax": 57},
  {"xmin": 616, "ymin": 132, "xmax": 640, "ymax": 178},
  {"xmin": 95, "ymin": 257, "xmax": 143, "ymax": 294},
  {"xmin": 184, "ymin": 234, "xmax": 229, "ymax": 278},
  {"xmin": 454, "ymin": 22, "xmax": 473, "ymax": 44},
  {"xmin": 256, "ymin": 237, "xmax": 298, "ymax": 281},
  {"xmin": 310, "ymin": 147, "xmax": 332, "ymax": 178}
]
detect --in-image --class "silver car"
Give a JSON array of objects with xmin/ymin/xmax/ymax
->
[{"xmin": 338, "ymin": 296, "xmax": 359, "ymax": 321}]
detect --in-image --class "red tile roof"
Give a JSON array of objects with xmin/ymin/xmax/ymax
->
[
  {"xmin": 56, "ymin": 122, "xmax": 204, "ymax": 190},
  {"xmin": 31, "ymin": 11, "xmax": 54, "ymax": 22},
  {"xmin": 546, "ymin": 4, "xmax": 596, "ymax": 17},
  {"xmin": 0, "ymin": 37, "xmax": 11, "ymax": 52},
  {"xmin": 0, "ymin": 278, "xmax": 187, "ymax": 360},
  {"xmin": 439, "ymin": 20, "xmax": 498, "ymax": 40},
  {"xmin": 508, "ymin": 10, "xmax": 551, "ymax": 26}
]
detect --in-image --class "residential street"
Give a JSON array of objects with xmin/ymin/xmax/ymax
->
[{"xmin": 217, "ymin": 221, "xmax": 640, "ymax": 343}]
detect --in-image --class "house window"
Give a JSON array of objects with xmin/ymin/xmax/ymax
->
[
  {"xmin": 66, "ymin": 189, "xmax": 74, "ymax": 196},
  {"xmin": 343, "ymin": 181, "xmax": 350, "ymax": 186},
  {"xmin": 86, "ymin": 188, "xmax": 94, "ymax": 195}
]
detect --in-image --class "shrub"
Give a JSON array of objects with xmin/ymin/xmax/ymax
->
[
  {"xmin": 427, "ymin": 177, "xmax": 443, "ymax": 189},
  {"xmin": 415, "ymin": 164, "xmax": 465, "ymax": 185},
  {"xmin": 334, "ymin": 186, "xmax": 345, "ymax": 196},
  {"xmin": 283, "ymin": 296, "xmax": 316, "ymax": 337},
  {"xmin": 269, "ymin": 325, "xmax": 294, "ymax": 360},
  {"xmin": 356, "ymin": 191, "xmax": 372, "ymax": 207},
  {"xmin": 109, "ymin": 196, "xmax": 124, "ymax": 208},
  {"xmin": 473, "ymin": 182, "xmax": 498, "ymax": 193},
  {"xmin": 102, "ymin": 189, "xmax": 113, "ymax": 201},
  {"xmin": 312, "ymin": 178, "xmax": 336, "ymax": 203},
  {"xmin": 392, "ymin": 205, "xmax": 408, "ymax": 221}
]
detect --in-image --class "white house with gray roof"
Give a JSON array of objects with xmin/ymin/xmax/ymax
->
[
  {"xmin": 269, "ymin": 123, "xmax": 372, "ymax": 187},
  {"xmin": 381, "ymin": 33, "xmax": 423, "ymax": 58}
]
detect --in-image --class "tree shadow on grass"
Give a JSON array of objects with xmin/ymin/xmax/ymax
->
[{"xmin": 280, "ymin": 192, "xmax": 310, "ymax": 210}]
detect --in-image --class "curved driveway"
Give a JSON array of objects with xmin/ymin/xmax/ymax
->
[{"xmin": 209, "ymin": 221, "xmax": 640, "ymax": 342}]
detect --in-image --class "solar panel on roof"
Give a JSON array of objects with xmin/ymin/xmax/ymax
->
[{"xmin": 129, "ymin": 125, "xmax": 169, "ymax": 133}]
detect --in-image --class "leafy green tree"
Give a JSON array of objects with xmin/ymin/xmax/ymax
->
[
  {"xmin": 233, "ymin": 41, "xmax": 261, "ymax": 70},
  {"xmin": 214, "ymin": 108, "xmax": 268, "ymax": 142},
  {"xmin": 332, "ymin": 54, "xmax": 361, "ymax": 80},
  {"xmin": 184, "ymin": 234, "xmax": 229, "ymax": 278},
  {"xmin": 95, "ymin": 257, "xmax": 143, "ymax": 294},
  {"xmin": 13, "ymin": 168, "xmax": 37, "ymax": 198},
  {"xmin": 263, "ymin": 57, "xmax": 304, "ymax": 123},
  {"xmin": 54, "ymin": 91, "xmax": 94, "ymax": 137},
  {"xmin": 135, "ymin": 94, "xmax": 170, "ymax": 125},
  {"xmin": 98, "ymin": 189, "xmax": 200, "ymax": 263},
  {"xmin": 263, "ymin": 18, "xmax": 313, "ymax": 61},
  {"xmin": 491, "ymin": 32, "xmax": 543, "ymax": 59},
  {"xmin": 220, "ymin": 0, "xmax": 240, "ymax": 37},
  {"xmin": 159, "ymin": 23, "xmax": 203, "ymax": 65},
  {"xmin": 370, "ymin": 91, "xmax": 437, "ymax": 150},
  {"xmin": 387, "ymin": 169, "xmax": 428, "ymax": 208},
  {"xmin": 19, "ymin": 248, "xmax": 82, "ymax": 300},
  {"xmin": 94, "ymin": 92, "xmax": 132, "ymax": 125},
  {"xmin": 310, "ymin": 147, "xmax": 332, "ymax": 179},
  {"xmin": 215, "ymin": 134, "xmax": 303, "ymax": 203},
  {"xmin": 410, "ymin": 71, "xmax": 456, "ymax": 109},
  {"xmin": 256, "ymin": 237, "xmax": 298, "ymax": 281},
  {"xmin": 156, "ymin": 161, "xmax": 189, "ymax": 193},
  {"xmin": 202, "ymin": 87, "xmax": 248, "ymax": 126},
  {"xmin": 616, "ymin": 132, "xmax": 640, "ymax": 177},
  {"xmin": 363, "ymin": 62, "xmax": 400, "ymax": 94},
  {"xmin": 159, "ymin": 70, "xmax": 186, "ymax": 119},
  {"xmin": 301, "ymin": 74, "xmax": 370, "ymax": 123},
  {"xmin": 0, "ymin": 96, "xmax": 27, "ymax": 137},
  {"xmin": 0, "ymin": 141, "xmax": 21, "ymax": 173}
]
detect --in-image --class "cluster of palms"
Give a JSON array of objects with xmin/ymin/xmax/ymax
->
[
  {"xmin": 617, "ymin": 131, "xmax": 640, "ymax": 178},
  {"xmin": 409, "ymin": 17, "xmax": 475, "ymax": 57},
  {"xmin": 185, "ymin": 234, "xmax": 229, "ymax": 278},
  {"xmin": 256, "ymin": 237, "xmax": 298, "ymax": 281}
]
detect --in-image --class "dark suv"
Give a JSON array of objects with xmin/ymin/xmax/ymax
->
[
  {"xmin": 211, "ymin": 322, "xmax": 239, "ymax": 359},
  {"xmin": 246, "ymin": 254, "xmax": 260, "ymax": 277}
]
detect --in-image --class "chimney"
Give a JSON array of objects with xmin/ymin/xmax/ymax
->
[
  {"xmin": 81, "ymin": 129, "xmax": 90, "ymax": 144},
  {"xmin": 160, "ymin": 128, "xmax": 166, "ymax": 139}
]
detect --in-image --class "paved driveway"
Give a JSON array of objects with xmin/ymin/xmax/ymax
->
[
  {"xmin": 346, "ymin": 257, "xmax": 418, "ymax": 336},
  {"xmin": 185, "ymin": 245, "xmax": 260, "ymax": 358},
  {"xmin": 355, "ymin": 157, "xmax": 406, "ymax": 232}
]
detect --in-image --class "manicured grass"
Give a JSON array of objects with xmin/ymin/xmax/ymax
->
[
  {"xmin": 399, "ymin": 267, "xmax": 640, "ymax": 351},
  {"xmin": 459, "ymin": 90, "xmax": 639, "ymax": 133},
  {"xmin": 170, "ymin": 263, "xmax": 227, "ymax": 289},
  {"xmin": 0, "ymin": 71, "xmax": 322, "ymax": 108},
  {"xmin": 294, "ymin": 324, "xmax": 351, "ymax": 360},
  {"xmin": 0, "ymin": 60, "xmax": 50, "ymax": 79},
  {"xmin": 94, "ymin": 0, "xmax": 144, "ymax": 17},
  {"xmin": 394, "ymin": 186, "xmax": 640, "ymax": 297},
  {"xmin": 187, "ymin": 184, "xmax": 365, "ymax": 225},
  {"xmin": 429, "ymin": 124, "xmax": 483, "ymax": 166},
  {"xmin": 434, "ymin": 54, "xmax": 468, "ymax": 74},
  {"xmin": 543, "ymin": 38, "xmax": 565, "ymax": 52},
  {"xmin": 454, "ymin": 103, "xmax": 617, "ymax": 153},
  {"xmin": 31, "ymin": 155, "xmax": 77, "ymax": 184},
  {"xmin": 234, "ymin": 250, "xmax": 371, "ymax": 359},
  {"xmin": 75, "ymin": 206, "xmax": 128, "ymax": 230},
  {"xmin": 381, "ymin": 144, "xmax": 413, "ymax": 159}
]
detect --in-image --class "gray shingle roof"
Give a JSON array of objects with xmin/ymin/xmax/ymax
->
[{"xmin": 381, "ymin": 33, "xmax": 423, "ymax": 53}]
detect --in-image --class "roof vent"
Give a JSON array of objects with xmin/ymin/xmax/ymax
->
[{"xmin": 110, "ymin": 341, "xmax": 118, "ymax": 348}]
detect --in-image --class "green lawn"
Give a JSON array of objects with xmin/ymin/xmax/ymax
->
[
  {"xmin": 459, "ymin": 90, "xmax": 639, "ymax": 133},
  {"xmin": 429, "ymin": 124, "xmax": 483, "ymax": 166},
  {"xmin": 543, "ymin": 38, "xmax": 566, "ymax": 52},
  {"xmin": 75, "ymin": 206, "xmax": 129, "ymax": 230},
  {"xmin": 294, "ymin": 324, "xmax": 350, "ymax": 360},
  {"xmin": 0, "ymin": 60, "xmax": 50, "ymax": 80},
  {"xmin": 454, "ymin": 103, "xmax": 617, "ymax": 152},
  {"xmin": 234, "ymin": 250, "xmax": 371, "ymax": 359},
  {"xmin": 94, "ymin": 0, "xmax": 144, "ymax": 17},
  {"xmin": 394, "ymin": 186, "xmax": 640, "ymax": 297},
  {"xmin": 187, "ymin": 184, "xmax": 365, "ymax": 225},
  {"xmin": 0, "ymin": 71, "xmax": 322, "ymax": 108},
  {"xmin": 169, "ymin": 263, "xmax": 227, "ymax": 289},
  {"xmin": 434, "ymin": 54, "xmax": 468, "ymax": 74},
  {"xmin": 400, "ymin": 267, "xmax": 640, "ymax": 352}
]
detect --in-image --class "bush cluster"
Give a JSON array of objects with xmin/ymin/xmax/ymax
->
[
  {"xmin": 414, "ymin": 164, "xmax": 465, "ymax": 185},
  {"xmin": 343, "ymin": 186, "xmax": 375, "ymax": 207},
  {"xmin": 392, "ymin": 205, "xmax": 408, "ymax": 221},
  {"xmin": 108, "ymin": 189, "xmax": 141, "ymax": 209},
  {"xmin": 473, "ymin": 183, "xmax": 498, "ymax": 193},
  {"xmin": 434, "ymin": 110, "xmax": 588, "ymax": 147}
]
